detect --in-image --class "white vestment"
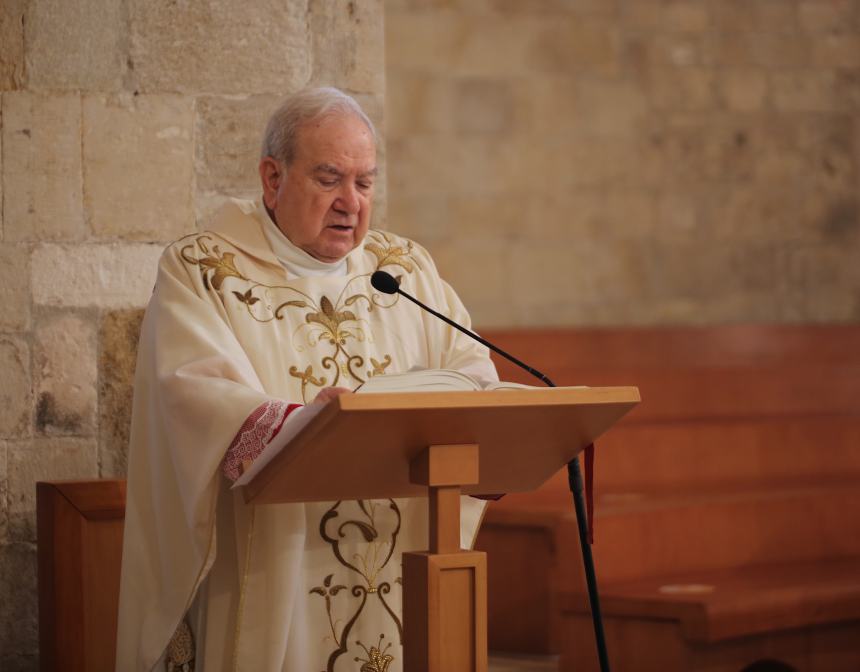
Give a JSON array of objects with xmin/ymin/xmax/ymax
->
[{"xmin": 116, "ymin": 198, "xmax": 497, "ymax": 671}]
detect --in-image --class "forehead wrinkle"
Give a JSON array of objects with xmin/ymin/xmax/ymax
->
[
  {"xmin": 313, "ymin": 163, "xmax": 378, "ymax": 178},
  {"xmin": 313, "ymin": 163, "xmax": 341, "ymax": 175}
]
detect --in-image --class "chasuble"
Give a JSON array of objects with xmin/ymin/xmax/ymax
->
[{"xmin": 116, "ymin": 198, "xmax": 496, "ymax": 671}]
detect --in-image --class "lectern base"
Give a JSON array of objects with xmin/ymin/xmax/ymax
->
[{"xmin": 403, "ymin": 550, "xmax": 488, "ymax": 672}]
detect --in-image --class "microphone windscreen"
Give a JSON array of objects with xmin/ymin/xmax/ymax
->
[{"xmin": 371, "ymin": 270, "xmax": 400, "ymax": 295}]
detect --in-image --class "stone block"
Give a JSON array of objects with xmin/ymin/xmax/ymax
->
[
  {"xmin": 622, "ymin": 1, "xmax": 710, "ymax": 32},
  {"xmin": 0, "ymin": 0, "xmax": 25, "ymax": 90},
  {"xmin": 426, "ymin": 236, "xmax": 511, "ymax": 326},
  {"xmin": 645, "ymin": 115, "xmax": 757, "ymax": 183},
  {"xmin": 798, "ymin": 0, "xmax": 860, "ymax": 32},
  {"xmin": 309, "ymin": 0, "xmax": 385, "ymax": 93},
  {"xmin": 386, "ymin": 9, "xmax": 472, "ymax": 74},
  {"xmin": 782, "ymin": 242, "xmax": 860, "ymax": 320},
  {"xmin": 7, "ymin": 437, "xmax": 98, "ymax": 541},
  {"xmin": 33, "ymin": 312, "xmax": 97, "ymax": 436},
  {"xmin": 388, "ymin": 134, "xmax": 528, "ymax": 197},
  {"xmin": 385, "ymin": 193, "xmax": 452, "ymax": 244},
  {"xmin": 709, "ymin": 182, "xmax": 807, "ymax": 244},
  {"xmin": 2, "ymin": 92, "xmax": 85, "ymax": 241},
  {"xmin": 655, "ymin": 188, "xmax": 710, "ymax": 242},
  {"xmin": 646, "ymin": 67, "xmax": 716, "ymax": 111},
  {"xmin": 385, "ymin": 73, "xmax": 454, "ymax": 138},
  {"xmin": 810, "ymin": 34, "xmax": 860, "ymax": 68},
  {"xmin": 623, "ymin": 32, "xmax": 716, "ymax": 68},
  {"xmin": 569, "ymin": 78, "xmax": 649, "ymax": 135},
  {"xmin": 0, "ymin": 244, "xmax": 30, "ymax": 331},
  {"xmin": 0, "ymin": 337, "xmax": 30, "ymax": 439},
  {"xmin": 719, "ymin": 69, "xmax": 768, "ymax": 111},
  {"xmin": 31, "ymin": 243, "xmax": 163, "ymax": 309},
  {"xmin": 195, "ymin": 94, "xmax": 281, "ymax": 195},
  {"xmin": 99, "ymin": 309, "xmax": 145, "ymax": 478},
  {"xmin": 451, "ymin": 79, "xmax": 515, "ymax": 134},
  {"xmin": 526, "ymin": 187, "xmax": 656, "ymax": 242},
  {"xmin": 129, "ymin": 0, "xmax": 311, "ymax": 95},
  {"xmin": 804, "ymin": 189, "xmax": 860, "ymax": 244},
  {"xmin": 526, "ymin": 16, "xmax": 619, "ymax": 74},
  {"xmin": 83, "ymin": 94, "xmax": 195, "ymax": 241},
  {"xmin": 713, "ymin": 0, "xmax": 799, "ymax": 33},
  {"xmin": 25, "ymin": 0, "xmax": 124, "ymax": 91},
  {"xmin": 0, "ymin": 542, "xmax": 38, "ymax": 665},
  {"xmin": 771, "ymin": 70, "xmax": 844, "ymax": 112},
  {"xmin": 715, "ymin": 32, "xmax": 811, "ymax": 68}
]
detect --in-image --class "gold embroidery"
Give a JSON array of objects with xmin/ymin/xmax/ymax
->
[
  {"xmin": 365, "ymin": 231, "xmax": 420, "ymax": 274},
  {"xmin": 289, "ymin": 365, "xmax": 327, "ymax": 403},
  {"xmin": 165, "ymin": 618, "xmax": 195, "ymax": 671},
  {"xmin": 180, "ymin": 236, "xmax": 247, "ymax": 290},
  {"xmin": 355, "ymin": 636, "xmax": 394, "ymax": 672},
  {"xmin": 368, "ymin": 355, "xmax": 391, "ymax": 378},
  {"xmin": 311, "ymin": 500, "xmax": 404, "ymax": 671},
  {"xmin": 177, "ymin": 230, "xmax": 419, "ymax": 399}
]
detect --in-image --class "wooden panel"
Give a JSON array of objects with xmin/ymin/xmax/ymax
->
[
  {"xmin": 404, "ymin": 551, "xmax": 488, "ymax": 672},
  {"xmin": 440, "ymin": 567, "xmax": 476, "ymax": 670},
  {"xmin": 37, "ymin": 480, "xmax": 126, "ymax": 672}
]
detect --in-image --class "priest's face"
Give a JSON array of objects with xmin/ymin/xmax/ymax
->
[{"xmin": 259, "ymin": 113, "xmax": 376, "ymax": 263}]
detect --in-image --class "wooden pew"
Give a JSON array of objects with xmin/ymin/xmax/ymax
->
[
  {"xmin": 476, "ymin": 325, "xmax": 860, "ymax": 671},
  {"xmin": 37, "ymin": 480, "xmax": 126, "ymax": 672}
]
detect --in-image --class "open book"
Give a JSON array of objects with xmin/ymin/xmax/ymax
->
[{"xmin": 356, "ymin": 368, "xmax": 548, "ymax": 393}]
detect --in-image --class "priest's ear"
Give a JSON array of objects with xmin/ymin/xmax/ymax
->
[{"xmin": 259, "ymin": 156, "xmax": 285, "ymax": 209}]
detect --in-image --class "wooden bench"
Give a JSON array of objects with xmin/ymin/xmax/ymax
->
[{"xmin": 476, "ymin": 325, "xmax": 860, "ymax": 672}]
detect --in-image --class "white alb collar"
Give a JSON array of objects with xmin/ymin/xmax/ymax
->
[{"xmin": 259, "ymin": 201, "xmax": 349, "ymax": 278}]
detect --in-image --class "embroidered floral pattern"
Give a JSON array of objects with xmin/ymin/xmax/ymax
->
[
  {"xmin": 310, "ymin": 500, "xmax": 403, "ymax": 672},
  {"xmin": 178, "ymin": 230, "xmax": 418, "ymax": 403},
  {"xmin": 221, "ymin": 400, "xmax": 301, "ymax": 481},
  {"xmin": 355, "ymin": 636, "xmax": 394, "ymax": 672}
]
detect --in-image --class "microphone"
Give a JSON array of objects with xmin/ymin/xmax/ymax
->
[
  {"xmin": 370, "ymin": 268, "xmax": 612, "ymax": 672},
  {"xmin": 371, "ymin": 270, "xmax": 555, "ymax": 387}
]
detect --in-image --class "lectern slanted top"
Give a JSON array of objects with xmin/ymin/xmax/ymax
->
[{"xmin": 243, "ymin": 386, "xmax": 640, "ymax": 505}]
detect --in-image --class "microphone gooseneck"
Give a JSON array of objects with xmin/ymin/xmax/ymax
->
[
  {"xmin": 369, "ymin": 268, "xmax": 611, "ymax": 672},
  {"xmin": 371, "ymin": 270, "xmax": 555, "ymax": 387}
]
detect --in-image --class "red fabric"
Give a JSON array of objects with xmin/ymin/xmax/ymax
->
[
  {"xmin": 221, "ymin": 401, "xmax": 303, "ymax": 481},
  {"xmin": 585, "ymin": 443, "xmax": 595, "ymax": 544}
]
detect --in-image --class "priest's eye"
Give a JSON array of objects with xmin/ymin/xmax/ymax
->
[
  {"xmin": 357, "ymin": 181, "xmax": 373, "ymax": 192},
  {"xmin": 319, "ymin": 179, "xmax": 338, "ymax": 187}
]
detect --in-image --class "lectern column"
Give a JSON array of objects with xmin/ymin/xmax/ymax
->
[{"xmin": 403, "ymin": 444, "xmax": 488, "ymax": 672}]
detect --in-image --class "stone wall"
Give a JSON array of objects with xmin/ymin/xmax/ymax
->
[
  {"xmin": 0, "ymin": 1, "xmax": 385, "ymax": 668},
  {"xmin": 385, "ymin": 0, "xmax": 860, "ymax": 327}
]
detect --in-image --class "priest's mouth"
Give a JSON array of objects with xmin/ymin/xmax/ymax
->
[{"xmin": 327, "ymin": 224, "xmax": 355, "ymax": 232}]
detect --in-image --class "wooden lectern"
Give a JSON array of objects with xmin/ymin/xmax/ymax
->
[{"xmin": 243, "ymin": 386, "xmax": 639, "ymax": 671}]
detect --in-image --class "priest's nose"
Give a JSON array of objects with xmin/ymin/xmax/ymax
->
[{"xmin": 334, "ymin": 184, "xmax": 361, "ymax": 214}]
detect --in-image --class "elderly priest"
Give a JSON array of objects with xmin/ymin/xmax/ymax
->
[{"xmin": 115, "ymin": 87, "xmax": 498, "ymax": 671}]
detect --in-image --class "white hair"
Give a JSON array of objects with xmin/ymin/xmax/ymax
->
[{"xmin": 260, "ymin": 87, "xmax": 377, "ymax": 164}]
